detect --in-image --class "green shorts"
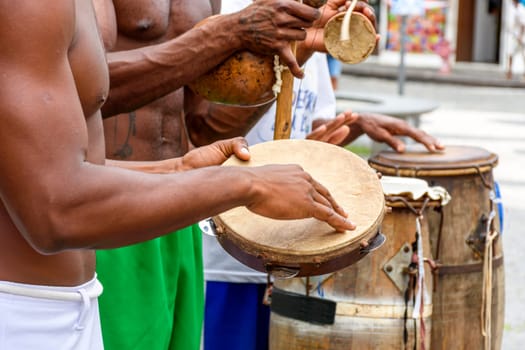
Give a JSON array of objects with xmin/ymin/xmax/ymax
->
[{"xmin": 96, "ymin": 225, "xmax": 203, "ymax": 350}]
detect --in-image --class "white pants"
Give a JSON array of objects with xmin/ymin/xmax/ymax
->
[{"xmin": 0, "ymin": 276, "xmax": 104, "ymax": 350}]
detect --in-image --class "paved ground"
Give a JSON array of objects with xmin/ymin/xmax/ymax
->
[{"xmin": 337, "ymin": 74, "xmax": 525, "ymax": 349}]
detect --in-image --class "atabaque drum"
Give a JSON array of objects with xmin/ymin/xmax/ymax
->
[
  {"xmin": 368, "ymin": 145, "xmax": 504, "ymax": 350},
  {"xmin": 201, "ymin": 139, "xmax": 386, "ymax": 278},
  {"xmin": 269, "ymin": 176, "xmax": 449, "ymax": 349}
]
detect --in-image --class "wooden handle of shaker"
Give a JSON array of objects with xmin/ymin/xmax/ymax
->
[{"xmin": 273, "ymin": 41, "xmax": 297, "ymax": 140}]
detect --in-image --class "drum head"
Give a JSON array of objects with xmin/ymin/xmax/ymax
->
[
  {"xmin": 213, "ymin": 139, "xmax": 385, "ymax": 276},
  {"xmin": 369, "ymin": 145, "xmax": 498, "ymax": 177},
  {"xmin": 324, "ymin": 12, "xmax": 377, "ymax": 64}
]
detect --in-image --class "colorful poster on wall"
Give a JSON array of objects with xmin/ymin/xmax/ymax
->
[{"xmin": 386, "ymin": 2, "xmax": 448, "ymax": 54}]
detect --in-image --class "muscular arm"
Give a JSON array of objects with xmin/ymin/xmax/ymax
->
[
  {"xmin": 0, "ymin": 2, "xmax": 351, "ymax": 254},
  {"xmin": 184, "ymin": 87, "xmax": 273, "ymax": 147},
  {"xmin": 310, "ymin": 112, "xmax": 444, "ymax": 152},
  {"xmin": 94, "ymin": 0, "xmax": 320, "ymax": 118},
  {"xmin": 106, "ymin": 136, "xmax": 251, "ymax": 172}
]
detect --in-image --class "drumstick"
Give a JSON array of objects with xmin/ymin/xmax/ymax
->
[{"xmin": 273, "ymin": 41, "xmax": 297, "ymax": 140}]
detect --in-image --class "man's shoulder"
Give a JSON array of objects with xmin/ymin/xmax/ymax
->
[{"xmin": 0, "ymin": 0, "xmax": 75, "ymax": 56}]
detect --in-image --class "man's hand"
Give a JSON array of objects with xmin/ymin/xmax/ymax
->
[
  {"xmin": 301, "ymin": 0, "xmax": 378, "ymax": 56},
  {"xmin": 177, "ymin": 137, "xmax": 251, "ymax": 171},
  {"xmin": 245, "ymin": 164, "xmax": 356, "ymax": 232},
  {"xmin": 307, "ymin": 111, "xmax": 358, "ymax": 144},
  {"xmin": 234, "ymin": 0, "xmax": 321, "ymax": 78},
  {"xmin": 182, "ymin": 136, "xmax": 356, "ymax": 232},
  {"xmin": 309, "ymin": 111, "xmax": 444, "ymax": 153}
]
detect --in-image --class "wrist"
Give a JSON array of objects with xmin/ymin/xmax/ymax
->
[{"xmin": 214, "ymin": 13, "xmax": 244, "ymax": 51}]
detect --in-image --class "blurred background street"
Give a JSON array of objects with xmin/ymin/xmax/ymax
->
[{"xmin": 336, "ymin": 65, "xmax": 524, "ymax": 349}]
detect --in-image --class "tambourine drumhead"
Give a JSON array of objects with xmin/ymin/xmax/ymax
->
[
  {"xmin": 213, "ymin": 139, "xmax": 386, "ymax": 277},
  {"xmin": 369, "ymin": 145, "xmax": 498, "ymax": 177},
  {"xmin": 324, "ymin": 12, "xmax": 376, "ymax": 64}
]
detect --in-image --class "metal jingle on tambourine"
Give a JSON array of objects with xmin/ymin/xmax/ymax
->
[{"xmin": 324, "ymin": 11, "xmax": 377, "ymax": 64}]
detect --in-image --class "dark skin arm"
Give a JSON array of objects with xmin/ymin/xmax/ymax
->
[
  {"xmin": 106, "ymin": 137, "xmax": 253, "ymax": 173},
  {"xmin": 186, "ymin": 0, "xmax": 379, "ymax": 147},
  {"xmin": 0, "ymin": 2, "xmax": 353, "ymax": 255},
  {"xmin": 309, "ymin": 112, "xmax": 445, "ymax": 152},
  {"xmin": 94, "ymin": 0, "xmax": 321, "ymax": 118}
]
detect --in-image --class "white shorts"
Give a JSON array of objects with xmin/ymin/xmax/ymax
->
[{"xmin": 0, "ymin": 276, "xmax": 104, "ymax": 350}]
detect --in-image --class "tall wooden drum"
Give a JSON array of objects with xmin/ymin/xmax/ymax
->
[
  {"xmin": 269, "ymin": 176, "xmax": 449, "ymax": 350},
  {"xmin": 368, "ymin": 145, "xmax": 504, "ymax": 350}
]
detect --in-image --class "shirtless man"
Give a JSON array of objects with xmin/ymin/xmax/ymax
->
[
  {"xmin": 91, "ymin": 1, "xmax": 348, "ymax": 349},
  {"xmin": 90, "ymin": 0, "xmax": 390, "ymax": 348},
  {"xmin": 93, "ymin": 0, "xmax": 344, "ymax": 350},
  {"xmin": 92, "ymin": 0, "xmax": 444, "ymax": 348},
  {"xmin": 0, "ymin": 1, "xmax": 354, "ymax": 348}
]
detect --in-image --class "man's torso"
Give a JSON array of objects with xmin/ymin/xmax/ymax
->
[
  {"xmin": 102, "ymin": 0, "xmax": 214, "ymax": 161},
  {"xmin": 0, "ymin": 0, "xmax": 109, "ymax": 286}
]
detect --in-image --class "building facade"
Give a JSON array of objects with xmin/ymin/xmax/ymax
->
[{"xmin": 369, "ymin": 0, "xmax": 523, "ymax": 73}]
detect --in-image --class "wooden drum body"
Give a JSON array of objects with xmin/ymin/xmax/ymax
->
[
  {"xmin": 369, "ymin": 145, "xmax": 504, "ymax": 350},
  {"xmin": 207, "ymin": 139, "xmax": 386, "ymax": 278},
  {"xmin": 269, "ymin": 176, "xmax": 446, "ymax": 350}
]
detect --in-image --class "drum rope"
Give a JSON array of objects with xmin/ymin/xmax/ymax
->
[
  {"xmin": 403, "ymin": 213, "xmax": 428, "ymax": 350},
  {"xmin": 433, "ymin": 206, "xmax": 445, "ymax": 262},
  {"xmin": 481, "ymin": 203, "xmax": 499, "ymax": 350},
  {"xmin": 384, "ymin": 196, "xmax": 430, "ymax": 217},
  {"xmin": 262, "ymin": 274, "xmax": 274, "ymax": 306},
  {"xmin": 403, "ymin": 263, "xmax": 417, "ymax": 350},
  {"xmin": 475, "ymin": 166, "xmax": 495, "ymax": 190},
  {"xmin": 413, "ymin": 218, "xmax": 427, "ymax": 350}
]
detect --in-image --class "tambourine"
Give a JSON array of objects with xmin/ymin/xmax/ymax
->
[
  {"xmin": 324, "ymin": 10, "xmax": 377, "ymax": 64},
  {"xmin": 200, "ymin": 139, "xmax": 386, "ymax": 278}
]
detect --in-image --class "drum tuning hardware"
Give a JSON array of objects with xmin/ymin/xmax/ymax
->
[
  {"xmin": 360, "ymin": 231, "xmax": 386, "ymax": 254},
  {"xmin": 383, "ymin": 242, "xmax": 413, "ymax": 293},
  {"xmin": 198, "ymin": 218, "xmax": 217, "ymax": 237},
  {"xmin": 265, "ymin": 264, "xmax": 300, "ymax": 279},
  {"xmin": 466, "ymin": 214, "xmax": 490, "ymax": 259}
]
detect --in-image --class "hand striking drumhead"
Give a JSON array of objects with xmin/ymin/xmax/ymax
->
[{"xmin": 212, "ymin": 139, "xmax": 386, "ymax": 277}]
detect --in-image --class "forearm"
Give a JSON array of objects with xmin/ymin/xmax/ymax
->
[
  {"xmin": 21, "ymin": 163, "xmax": 252, "ymax": 253},
  {"xmin": 106, "ymin": 158, "xmax": 179, "ymax": 174},
  {"xmin": 102, "ymin": 15, "xmax": 244, "ymax": 118},
  {"xmin": 185, "ymin": 93, "xmax": 273, "ymax": 147}
]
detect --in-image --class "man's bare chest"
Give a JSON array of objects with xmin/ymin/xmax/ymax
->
[{"xmin": 113, "ymin": 0, "xmax": 213, "ymax": 45}]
